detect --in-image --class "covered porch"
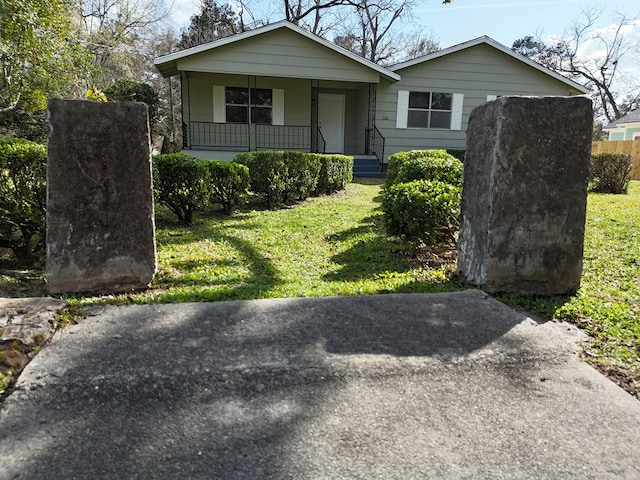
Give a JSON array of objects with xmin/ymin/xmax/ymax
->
[{"xmin": 180, "ymin": 72, "xmax": 385, "ymax": 162}]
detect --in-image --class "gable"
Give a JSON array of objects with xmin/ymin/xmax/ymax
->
[
  {"xmin": 394, "ymin": 43, "xmax": 582, "ymax": 96},
  {"xmin": 158, "ymin": 23, "xmax": 398, "ymax": 83}
]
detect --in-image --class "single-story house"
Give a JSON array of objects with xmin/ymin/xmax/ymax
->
[
  {"xmin": 154, "ymin": 20, "xmax": 588, "ymax": 166},
  {"xmin": 603, "ymin": 109, "xmax": 640, "ymax": 141}
]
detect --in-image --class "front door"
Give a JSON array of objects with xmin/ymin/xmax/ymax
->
[{"xmin": 318, "ymin": 94, "xmax": 345, "ymax": 153}]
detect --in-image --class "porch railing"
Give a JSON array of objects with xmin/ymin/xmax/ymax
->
[
  {"xmin": 255, "ymin": 125, "xmax": 311, "ymax": 151},
  {"xmin": 189, "ymin": 122, "xmax": 249, "ymax": 150},
  {"xmin": 366, "ymin": 126, "xmax": 385, "ymax": 171},
  {"xmin": 316, "ymin": 127, "xmax": 326, "ymax": 154},
  {"xmin": 185, "ymin": 122, "xmax": 314, "ymax": 151}
]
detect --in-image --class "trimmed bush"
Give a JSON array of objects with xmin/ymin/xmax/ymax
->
[
  {"xmin": 235, "ymin": 151, "xmax": 289, "ymax": 208},
  {"xmin": 395, "ymin": 154, "xmax": 463, "ymax": 187},
  {"xmin": 0, "ymin": 137, "xmax": 47, "ymax": 265},
  {"xmin": 235, "ymin": 151, "xmax": 352, "ymax": 208},
  {"xmin": 153, "ymin": 153, "xmax": 209, "ymax": 224},
  {"xmin": 590, "ymin": 152, "xmax": 632, "ymax": 194},
  {"xmin": 314, "ymin": 154, "xmax": 353, "ymax": 195},
  {"xmin": 385, "ymin": 149, "xmax": 458, "ymax": 188},
  {"xmin": 282, "ymin": 151, "xmax": 321, "ymax": 202},
  {"xmin": 382, "ymin": 179, "xmax": 461, "ymax": 244},
  {"xmin": 206, "ymin": 160, "xmax": 250, "ymax": 215}
]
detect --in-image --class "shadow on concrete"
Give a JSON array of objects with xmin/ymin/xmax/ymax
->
[{"xmin": 3, "ymin": 292, "xmax": 604, "ymax": 480}]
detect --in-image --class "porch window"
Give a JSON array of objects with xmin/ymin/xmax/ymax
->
[
  {"xmin": 225, "ymin": 87, "xmax": 273, "ymax": 124},
  {"xmin": 396, "ymin": 90, "xmax": 463, "ymax": 130}
]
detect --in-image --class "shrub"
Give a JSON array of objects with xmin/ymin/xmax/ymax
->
[
  {"xmin": 0, "ymin": 137, "xmax": 47, "ymax": 265},
  {"xmin": 153, "ymin": 153, "xmax": 209, "ymax": 224},
  {"xmin": 104, "ymin": 79, "xmax": 160, "ymax": 123},
  {"xmin": 385, "ymin": 149, "xmax": 457, "ymax": 188},
  {"xmin": 235, "ymin": 151, "xmax": 289, "ymax": 208},
  {"xmin": 395, "ymin": 154, "xmax": 463, "ymax": 187},
  {"xmin": 282, "ymin": 151, "xmax": 321, "ymax": 202},
  {"xmin": 382, "ymin": 179, "xmax": 461, "ymax": 244},
  {"xmin": 590, "ymin": 152, "xmax": 632, "ymax": 194},
  {"xmin": 205, "ymin": 160, "xmax": 250, "ymax": 215},
  {"xmin": 314, "ymin": 154, "xmax": 353, "ymax": 195}
]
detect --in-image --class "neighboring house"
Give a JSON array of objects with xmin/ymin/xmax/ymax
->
[
  {"xmin": 154, "ymin": 20, "xmax": 588, "ymax": 164},
  {"xmin": 603, "ymin": 109, "xmax": 640, "ymax": 141}
]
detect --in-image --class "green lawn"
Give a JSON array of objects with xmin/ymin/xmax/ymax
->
[{"xmin": 79, "ymin": 178, "xmax": 460, "ymax": 305}]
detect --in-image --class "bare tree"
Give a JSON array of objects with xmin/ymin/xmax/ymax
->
[
  {"xmin": 81, "ymin": 0, "xmax": 172, "ymax": 85},
  {"xmin": 513, "ymin": 7, "xmax": 640, "ymax": 122}
]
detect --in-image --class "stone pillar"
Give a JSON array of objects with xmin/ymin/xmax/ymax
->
[
  {"xmin": 46, "ymin": 99, "xmax": 156, "ymax": 294},
  {"xmin": 457, "ymin": 96, "xmax": 592, "ymax": 295}
]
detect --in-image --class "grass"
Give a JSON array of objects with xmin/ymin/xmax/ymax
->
[
  {"xmin": 1, "ymin": 179, "xmax": 639, "ymax": 398},
  {"xmin": 70, "ymin": 178, "xmax": 461, "ymax": 305}
]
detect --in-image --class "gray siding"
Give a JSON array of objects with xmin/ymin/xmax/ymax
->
[
  {"xmin": 177, "ymin": 28, "xmax": 380, "ymax": 83},
  {"xmin": 377, "ymin": 43, "xmax": 580, "ymax": 158}
]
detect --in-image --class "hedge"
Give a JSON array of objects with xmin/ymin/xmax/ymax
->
[
  {"xmin": 382, "ymin": 179, "xmax": 462, "ymax": 244},
  {"xmin": 152, "ymin": 153, "xmax": 210, "ymax": 224},
  {"xmin": 385, "ymin": 149, "xmax": 460, "ymax": 188},
  {"xmin": 206, "ymin": 160, "xmax": 250, "ymax": 215},
  {"xmin": 0, "ymin": 137, "xmax": 47, "ymax": 265},
  {"xmin": 235, "ymin": 151, "xmax": 352, "ymax": 208}
]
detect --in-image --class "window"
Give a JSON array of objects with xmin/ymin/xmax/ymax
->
[
  {"xmin": 396, "ymin": 90, "xmax": 463, "ymax": 130},
  {"xmin": 225, "ymin": 87, "xmax": 273, "ymax": 124},
  {"xmin": 407, "ymin": 92, "xmax": 452, "ymax": 129}
]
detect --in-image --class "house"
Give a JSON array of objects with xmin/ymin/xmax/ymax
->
[
  {"xmin": 603, "ymin": 109, "xmax": 640, "ymax": 141},
  {"xmin": 154, "ymin": 21, "xmax": 588, "ymax": 169}
]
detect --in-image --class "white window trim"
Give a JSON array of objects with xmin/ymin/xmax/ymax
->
[
  {"xmin": 213, "ymin": 86, "xmax": 284, "ymax": 125},
  {"xmin": 396, "ymin": 90, "xmax": 463, "ymax": 130}
]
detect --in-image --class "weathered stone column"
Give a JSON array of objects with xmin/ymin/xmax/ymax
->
[
  {"xmin": 457, "ymin": 96, "xmax": 592, "ymax": 295},
  {"xmin": 46, "ymin": 99, "xmax": 156, "ymax": 294}
]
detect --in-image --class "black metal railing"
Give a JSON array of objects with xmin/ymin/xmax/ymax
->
[
  {"xmin": 186, "ymin": 122, "xmax": 313, "ymax": 151},
  {"xmin": 255, "ymin": 125, "xmax": 311, "ymax": 150},
  {"xmin": 366, "ymin": 126, "xmax": 385, "ymax": 171},
  {"xmin": 189, "ymin": 122, "xmax": 249, "ymax": 149},
  {"xmin": 182, "ymin": 122, "xmax": 188, "ymax": 148},
  {"xmin": 316, "ymin": 127, "xmax": 326, "ymax": 154}
]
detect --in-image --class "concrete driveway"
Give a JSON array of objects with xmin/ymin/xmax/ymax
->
[{"xmin": 1, "ymin": 290, "xmax": 639, "ymax": 479}]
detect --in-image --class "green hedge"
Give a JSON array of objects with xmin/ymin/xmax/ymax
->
[
  {"xmin": 590, "ymin": 152, "xmax": 632, "ymax": 194},
  {"xmin": 385, "ymin": 149, "xmax": 460, "ymax": 188},
  {"xmin": 382, "ymin": 179, "xmax": 461, "ymax": 244},
  {"xmin": 153, "ymin": 153, "xmax": 209, "ymax": 224},
  {"xmin": 382, "ymin": 149, "xmax": 463, "ymax": 244},
  {"xmin": 394, "ymin": 154, "xmax": 463, "ymax": 187},
  {"xmin": 0, "ymin": 137, "xmax": 47, "ymax": 265},
  {"xmin": 314, "ymin": 154, "xmax": 353, "ymax": 195},
  {"xmin": 235, "ymin": 151, "xmax": 352, "ymax": 208},
  {"xmin": 206, "ymin": 160, "xmax": 250, "ymax": 215}
]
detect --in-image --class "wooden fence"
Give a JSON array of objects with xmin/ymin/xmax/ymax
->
[{"xmin": 592, "ymin": 140, "xmax": 640, "ymax": 180}]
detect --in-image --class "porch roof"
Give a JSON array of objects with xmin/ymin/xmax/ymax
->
[{"xmin": 155, "ymin": 21, "xmax": 400, "ymax": 83}]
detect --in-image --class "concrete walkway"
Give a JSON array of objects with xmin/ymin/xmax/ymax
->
[{"xmin": 1, "ymin": 290, "xmax": 639, "ymax": 479}]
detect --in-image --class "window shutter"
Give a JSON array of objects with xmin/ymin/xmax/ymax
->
[
  {"xmin": 396, "ymin": 90, "xmax": 409, "ymax": 129},
  {"xmin": 486, "ymin": 94, "xmax": 498, "ymax": 102},
  {"xmin": 450, "ymin": 93, "xmax": 464, "ymax": 130},
  {"xmin": 213, "ymin": 86, "xmax": 225, "ymax": 123},
  {"xmin": 273, "ymin": 89, "xmax": 284, "ymax": 125}
]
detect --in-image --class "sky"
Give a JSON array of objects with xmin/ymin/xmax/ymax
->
[{"xmin": 168, "ymin": 0, "xmax": 640, "ymax": 50}]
